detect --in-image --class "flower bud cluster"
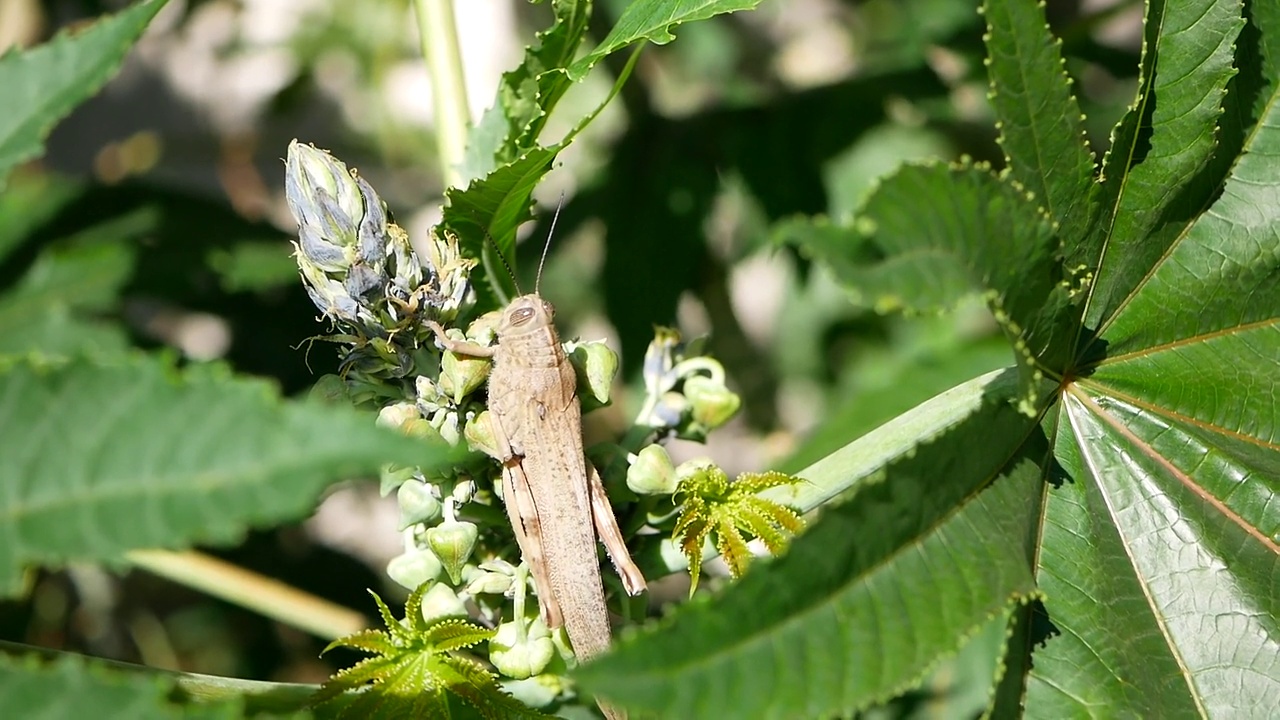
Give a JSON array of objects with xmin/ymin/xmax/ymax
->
[
  {"xmin": 284, "ymin": 141, "xmax": 477, "ymax": 386},
  {"xmin": 638, "ymin": 327, "xmax": 741, "ymax": 442}
]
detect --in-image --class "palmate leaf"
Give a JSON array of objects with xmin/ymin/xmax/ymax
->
[
  {"xmin": 0, "ymin": 354, "xmax": 472, "ymax": 596},
  {"xmin": 791, "ymin": 163, "xmax": 1079, "ymax": 412},
  {"xmin": 579, "ymin": 0, "xmax": 1280, "ymax": 717},
  {"xmin": 1017, "ymin": 2, "xmax": 1280, "ymax": 715}
]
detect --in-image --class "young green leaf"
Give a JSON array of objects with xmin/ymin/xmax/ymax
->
[
  {"xmin": 671, "ymin": 466, "xmax": 803, "ymax": 594},
  {"xmin": 442, "ymin": 147, "xmax": 559, "ymax": 304},
  {"xmin": 314, "ymin": 586, "xmax": 547, "ymax": 719},
  {"xmin": 459, "ymin": 0, "xmax": 590, "ymax": 182}
]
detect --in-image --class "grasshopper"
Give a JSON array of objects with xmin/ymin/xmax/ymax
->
[{"xmin": 427, "ymin": 242, "xmax": 646, "ymax": 719}]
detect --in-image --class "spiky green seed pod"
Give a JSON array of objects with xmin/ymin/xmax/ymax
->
[
  {"xmin": 468, "ymin": 559, "xmax": 518, "ymax": 595},
  {"xmin": 429, "ymin": 408, "xmax": 462, "ymax": 446},
  {"xmin": 377, "ymin": 402, "xmax": 434, "ymax": 439},
  {"xmin": 465, "ymin": 569, "xmax": 514, "ymax": 596},
  {"xmin": 380, "ymin": 464, "xmax": 417, "ymax": 496},
  {"xmin": 450, "ymin": 479, "xmax": 476, "ymax": 505},
  {"xmin": 439, "ymin": 346, "xmax": 491, "ymax": 403},
  {"xmin": 464, "ymin": 410, "xmax": 501, "ymax": 459}
]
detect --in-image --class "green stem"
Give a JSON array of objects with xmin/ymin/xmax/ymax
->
[
  {"xmin": 0, "ymin": 640, "xmax": 322, "ymax": 713},
  {"xmin": 413, "ymin": 0, "xmax": 470, "ymax": 187},
  {"xmin": 512, "ymin": 563, "xmax": 530, "ymax": 643},
  {"xmin": 126, "ymin": 550, "xmax": 367, "ymax": 641},
  {"xmin": 671, "ymin": 357, "xmax": 724, "ymax": 385}
]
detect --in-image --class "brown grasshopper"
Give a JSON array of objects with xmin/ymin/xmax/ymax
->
[{"xmin": 427, "ymin": 245, "xmax": 646, "ymax": 719}]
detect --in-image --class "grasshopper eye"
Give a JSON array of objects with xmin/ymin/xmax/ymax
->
[
  {"xmin": 542, "ymin": 300, "xmax": 555, "ymax": 318},
  {"xmin": 510, "ymin": 307, "xmax": 536, "ymax": 325}
]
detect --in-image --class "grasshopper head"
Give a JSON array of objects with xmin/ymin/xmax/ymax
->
[{"xmin": 498, "ymin": 294, "xmax": 556, "ymax": 336}]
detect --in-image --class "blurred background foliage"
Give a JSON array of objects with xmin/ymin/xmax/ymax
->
[{"xmin": 0, "ymin": 0, "xmax": 1142, "ymax": 711}]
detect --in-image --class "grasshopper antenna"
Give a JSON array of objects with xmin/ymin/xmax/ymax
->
[
  {"xmin": 484, "ymin": 232, "xmax": 521, "ymax": 297},
  {"xmin": 534, "ymin": 192, "xmax": 566, "ymax": 296}
]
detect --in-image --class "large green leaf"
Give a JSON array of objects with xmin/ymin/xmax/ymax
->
[
  {"xmin": 1084, "ymin": 0, "xmax": 1245, "ymax": 328},
  {"xmin": 578, "ymin": 370, "xmax": 1046, "ymax": 717},
  {"xmin": 981, "ymin": 0, "xmax": 1098, "ymax": 249},
  {"xmin": 0, "ymin": 354, "xmax": 470, "ymax": 597},
  {"xmin": 787, "ymin": 163, "xmax": 1079, "ymax": 412},
  {"xmin": 0, "ymin": 173, "xmax": 84, "ymax": 262},
  {"xmin": 0, "ymin": 0, "xmax": 168, "ymax": 192},
  {"xmin": 580, "ymin": 0, "xmax": 1280, "ymax": 716},
  {"xmin": 1023, "ymin": 1, "xmax": 1280, "ymax": 711}
]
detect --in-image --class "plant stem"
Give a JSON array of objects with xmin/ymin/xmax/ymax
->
[
  {"xmin": 413, "ymin": 0, "xmax": 470, "ymax": 187},
  {"xmin": 126, "ymin": 549, "xmax": 367, "ymax": 640}
]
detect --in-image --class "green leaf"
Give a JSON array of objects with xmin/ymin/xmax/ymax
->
[
  {"xmin": 452, "ymin": 0, "xmax": 769, "ymax": 309},
  {"xmin": 578, "ymin": 371, "xmax": 1044, "ymax": 718},
  {"xmin": 1084, "ymin": 0, "xmax": 1245, "ymax": 329},
  {"xmin": 207, "ymin": 241, "xmax": 300, "ymax": 293},
  {"xmin": 442, "ymin": 147, "xmax": 559, "ymax": 304},
  {"xmin": 776, "ymin": 320, "xmax": 1012, "ymax": 474},
  {"xmin": 0, "ymin": 173, "xmax": 84, "ymax": 262},
  {"xmin": 0, "ymin": 207, "xmax": 156, "ymax": 357},
  {"xmin": 568, "ymin": 0, "xmax": 765, "ymax": 79},
  {"xmin": 749, "ymin": 1, "xmax": 1279, "ymax": 716},
  {"xmin": 671, "ymin": 466, "xmax": 803, "ymax": 593},
  {"xmin": 982, "ymin": 0, "xmax": 1098, "ymax": 246},
  {"xmin": 459, "ymin": 0, "xmax": 589, "ymax": 182},
  {"xmin": 0, "ymin": 653, "xmax": 242, "ymax": 719},
  {"xmin": 0, "ymin": 0, "xmax": 168, "ymax": 192},
  {"xmin": 0, "ymin": 354, "xmax": 470, "ymax": 597},
  {"xmin": 785, "ymin": 163, "xmax": 1079, "ymax": 412},
  {"xmin": 1022, "ymin": 10, "xmax": 1280, "ymax": 711},
  {"xmin": 317, "ymin": 588, "xmax": 544, "ymax": 719}
]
